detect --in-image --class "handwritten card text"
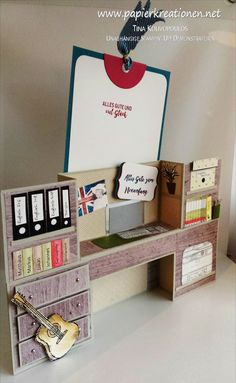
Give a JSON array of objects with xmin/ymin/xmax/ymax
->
[{"xmin": 117, "ymin": 163, "xmax": 158, "ymax": 201}]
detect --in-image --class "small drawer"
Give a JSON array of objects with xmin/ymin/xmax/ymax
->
[
  {"xmin": 18, "ymin": 315, "xmax": 91, "ymax": 367},
  {"xmin": 76, "ymin": 315, "xmax": 90, "ymax": 344},
  {"xmin": 18, "ymin": 339, "xmax": 45, "ymax": 367},
  {"xmin": 16, "ymin": 264, "xmax": 89, "ymax": 312},
  {"xmin": 17, "ymin": 291, "xmax": 90, "ymax": 341}
]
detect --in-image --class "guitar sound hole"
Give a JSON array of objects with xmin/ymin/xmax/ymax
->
[{"xmin": 47, "ymin": 323, "xmax": 61, "ymax": 338}]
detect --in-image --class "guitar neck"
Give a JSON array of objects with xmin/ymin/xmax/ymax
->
[{"xmin": 12, "ymin": 296, "xmax": 53, "ymax": 331}]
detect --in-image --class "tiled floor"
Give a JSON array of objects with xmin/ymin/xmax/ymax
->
[{"xmin": 0, "ymin": 255, "xmax": 235, "ymax": 383}]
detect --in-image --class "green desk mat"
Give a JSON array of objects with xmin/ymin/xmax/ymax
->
[{"xmin": 92, "ymin": 234, "xmax": 146, "ymax": 249}]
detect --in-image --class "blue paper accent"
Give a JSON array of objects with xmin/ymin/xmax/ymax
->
[
  {"xmin": 64, "ymin": 47, "xmax": 103, "ymax": 172},
  {"xmin": 123, "ymin": 56, "xmax": 133, "ymax": 72},
  {"xmin": 117, "ymin": 0, "xmax": 164, "ymax": 58}
]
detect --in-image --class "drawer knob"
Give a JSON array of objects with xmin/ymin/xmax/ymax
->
[
  {"xmin": 31, "ymin": 349, "xmax": 36, "ymax": 353},
  {"xmin": 32, "ymin": 322, "xmax": 36, "ymax": 326},
  {"xmin": 76, "ymin": 303, "xmax": 81, "ymax": 307},
  {"xmin": 76, "ymin": 277, "xmax": 80, "ymax": 282},
  {"xmin": 29, "ymin": 295, "xmax": 33, "ymax": 300}
]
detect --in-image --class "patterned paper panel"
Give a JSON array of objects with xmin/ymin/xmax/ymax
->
[
  {"xmin": 190, "ymin": 168, "xmax": 216, "ymax": 191},
  {"xmin": 182, "ymin": 241, "xmax": 213, "ymax": 285},
  {"xmin": 192, "ymin": 158, "xmax": 218, "ymax": 170}
]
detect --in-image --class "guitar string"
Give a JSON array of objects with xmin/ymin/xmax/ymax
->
[
  {"xmin": 18, "ymin": 298, "xmax": 63, "ymax": 338},
  {"xmin": 23, "ymin": 300, "xmax": 58, "ymax": 332},
  {"xmin": 23, "ymin": 300, "xmax": 63, "ymax": 338}
]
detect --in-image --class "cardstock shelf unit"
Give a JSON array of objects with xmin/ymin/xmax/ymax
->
[
  {"xmin": 1, "ymin": 181, "xmax": 92, "ymax": 374},
  {"xmin": 58, "ymin": 159, "xmax": 221, "ymax": 304},
  {"xmin": 1, "ymin": 159, "xmax": 221, "ymax": 374},
  {"xmin": 183, "ymin": 161, "xmax": 221, "ymax": 227}
]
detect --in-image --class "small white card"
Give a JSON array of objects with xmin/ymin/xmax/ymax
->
[{"xmin": 117, "ymin": 162, "xmax": 158, "ymax": 201}]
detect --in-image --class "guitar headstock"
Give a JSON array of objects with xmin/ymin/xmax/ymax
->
[{"xmin": 11, "ymin": 292, "xmax": 27, "ymax": 308}]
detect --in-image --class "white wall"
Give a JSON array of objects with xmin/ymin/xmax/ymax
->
[
  {"xmin": 228, "ymin": 134, "xmax": 236, "ymax": 258},
  {"xmin": 0, "ymin": 0, "xmax": 235, "ymax": 255}
]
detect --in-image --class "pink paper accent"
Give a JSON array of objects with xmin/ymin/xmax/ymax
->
[
  {"xmin": 104, "ymin": 53, "xmax": 146, "ymax": 89},
  {"xmin": 51, "ymin": 240, "xmax": 63, "ymax": 268}
]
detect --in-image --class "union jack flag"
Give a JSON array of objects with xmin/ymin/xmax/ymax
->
[{"xmin": 78, "ymin": 180, "xmax": 107, "ymax": 217}]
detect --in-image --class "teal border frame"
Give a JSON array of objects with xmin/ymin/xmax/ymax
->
[{"xmin": 64, "ymin": 46, "xmax": 171, "ymax": 172}]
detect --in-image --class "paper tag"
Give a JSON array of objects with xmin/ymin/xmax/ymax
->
[
  {"xmin": 62, "ymin": 189, "xmax": 70, "ymax": 218},
  {"xmin": 117, "ymin": 163, "xmax": 158, "ymax": 201},
  {"xmin": 48, "ymin": 190, "xmax": 59, "ymax": 218},
  {"xmin": 65, "ymin": 48, "xmax": 170, "ymax": 172},
  {"xmin": 31, "ymin": 193, "xmax": 44, "ymax": 222},
  {"xmin": 14, "ymin": 197, "xmax": 27, "ymax": 226},
  {"xmin": 12, "ymin": 193, "xmax": 29, "ymax": 240},
  {"xmin": 46, "ymin": 188, "xmax": 61, "ymax": 231}
]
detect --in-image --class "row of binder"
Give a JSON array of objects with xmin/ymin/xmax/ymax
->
[{"xmin": 11, "ymin": 186, "xmax": 71, "ymax": 240}]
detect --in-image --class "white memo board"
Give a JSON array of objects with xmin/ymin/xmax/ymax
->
[{"xmin": 64, "ymin": 46, "xmax": 170, "ymax": 172}]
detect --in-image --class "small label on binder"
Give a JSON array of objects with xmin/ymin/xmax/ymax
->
[
  {"xmin": 11, "ymin": 194, "xmax": 29, "ymax": 240},
  {"xmin": 29, "ymin": 190, "xmax": 46, "ymax": 236},
  {"xmin": 46, "ymin": 188, "xmax": 61, "ymax": 231},
  {"xmin": 61, "ymin": 186, "xmax": 71, "ymax": 227}
]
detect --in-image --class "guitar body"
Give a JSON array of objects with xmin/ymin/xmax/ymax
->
[
  {"xmin": 11, "ymin": 293, "xmax": 80, "ymax": 361},
  {"xmin": 36, "ymin": 314, "xmax": 80, "ymax": 360}
]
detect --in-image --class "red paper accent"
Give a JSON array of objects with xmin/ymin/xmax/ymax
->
[
  {"xmin": 185, "ymin": 217, "xmax": 206, "ymax": 225},
  {"xmin": 51, "ymin": 240, "xmax": 63, "ymax": 268},
  {"xmin": 104, "ymin": 53, "xmax": 146, "ymax": 89}
]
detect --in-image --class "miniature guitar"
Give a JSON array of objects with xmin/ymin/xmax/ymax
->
[{"xmin": 11, "ymin": 292, "xmax": 80, "ymax": 360}]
